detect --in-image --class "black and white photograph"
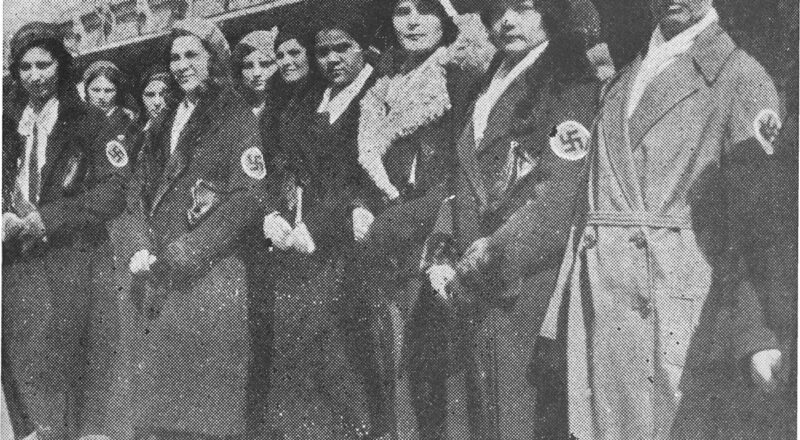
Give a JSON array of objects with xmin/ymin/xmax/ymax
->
[{"xmin": 0, "ymin": 0, "xmax": 797, "ymax": 439}]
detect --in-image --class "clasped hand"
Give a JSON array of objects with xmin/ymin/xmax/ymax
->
[
  {"xmin": 263, "ymin": 212, "xmax": 315, "ymax": 254},
  {"xmin": 2, "ymin": 211, "xmax": 45, "ymax": 243}
]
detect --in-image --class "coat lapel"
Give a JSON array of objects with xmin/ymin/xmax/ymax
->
[
  {"xmin": 148, "ymin": 88, "xmax": 225, "ymax": 215},
  {"xmin": 475, "ymin": 75, "xmax": 530, "ymax": 156},
  {"xmin": 600, "ymin": 58, "xmax": 646, "ymax": 209},
  {"xmin": 455, "ymin": 114, "xmax": 488, "ymax": 209},
  {"xmin": 40, "ymin": 101, "xmax": 81, "ymax": 188},
  {"xmin": 627, "ymin": 56, "xmax": 703, "ymax": 150},
  {"xmin": 627, "ymin": 22, "xmax": 733, "ymax": 151}
]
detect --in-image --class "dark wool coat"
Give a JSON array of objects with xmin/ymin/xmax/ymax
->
[
  {"xmin": 128, "ymin": 84, "xmax": 272, "ymax": 437},
  {"xmin": 265, "ymin": 70, "xmax": 382, "ymax": 439},
  {"xmin": 433, "ymin": 37, "xmax": 601, "ymax": 440},
  {"xmin": 2, "ymin": 95, "xmax": 128, "ymax": 439},
  {"xmin": 279, "ymin": 74, "xmax": 379, "ymax": 255}
]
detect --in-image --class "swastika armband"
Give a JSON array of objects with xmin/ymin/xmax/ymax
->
[
  {"xmin": 753, "ymin": 109, "xmax": 781, "ymax": 155},
  {"xmin": 105, "ymin": 138, "xmax": 129, "ymax": 168},
  {"xmin": 241, "ymin": 146, "xmax": 267, "ymax": 180},
  {"xmin": 549, "ymin": 121, "xmax": 590, "ymax": 161}
]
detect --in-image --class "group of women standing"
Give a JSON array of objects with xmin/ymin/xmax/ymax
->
[{"xmin": 2, "ymin": 0, "xmax": 607, "ymax": 439}]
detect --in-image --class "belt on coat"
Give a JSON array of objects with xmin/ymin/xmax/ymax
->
[{"xmin": 585, "ymin": 210, "xmax": 693, "ymax": 230}]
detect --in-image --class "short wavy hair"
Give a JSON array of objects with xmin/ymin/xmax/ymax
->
[
  {"xmin": 481, "ymin": 0, "xmax": 570, "ymax": 40},
  {"xmin": 166, "ymin": 25, "xmax": 233, "ymax": 90}
]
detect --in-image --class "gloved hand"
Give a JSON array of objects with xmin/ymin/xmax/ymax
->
[
  {"xmin": 352, "ymin": 206, "xmax": 375, "ymax": 242},
  {"xmin": 427, "ymin": 263, "xmax": 456, "ymax": 304},
  {"xmin": 751, "ymin": 348, "xmax": 783, "ymax": 393},
  {"xmin": 19, "ymin": 210, "xmax": 46, "ymax": 241},
  {"xmin": 456, "ymin": 237, "xmax": 491, "ymax": 278},
  {"xmin": 263, "ymin": 211, "xmax": 293, "ymax": 250},
  {"xmin": 288, "ymin": 222, "xmax": 315, "ymax": 254},
  {"xmin": 2, "ymin": 212, "xmax": 23, "ymax": 242},
  {"xmin": 130, "ymin": 249, "xmax": 157, "ymax": 274}
]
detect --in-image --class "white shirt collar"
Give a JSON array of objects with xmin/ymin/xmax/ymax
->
[
  {"xmin": 18, "ymin": 96, "xmax": 59, "ymax": 138},
  {"xmin": 626, "ymin": 8, "xmax": 718, "ymax": 118},
  {"xmin": 317, "ymin": 64, "xmax": 374, "ymax": 124},
  {"xmin": 648, "ymin": 7, "xmax": 718, "ymax": 57},
  {"xmin": 170, "ymin": 98, "xmax": 197, "ymax": 154},
  {"xmin": 472, "ymin": 41, "xmax": 549, "ymax": 144},
  {"xmin": 497, "ymin": 40, "xmax": 550, "ymax": 84},
  {"xmin": 16, "ymin": 96, "xmax": 59, "ymax": 204}
]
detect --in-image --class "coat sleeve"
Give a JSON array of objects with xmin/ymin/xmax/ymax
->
[
  {"xmin": 161, "ymin": 125, "xmax": 271, "ymax": 276},
  {"xmin": 722, "ymin": 53, "xmax": 783, "ymax": 361},
  {"xmin": 37, "ymin": 109, "xmax": 131, "ymax": 240}
]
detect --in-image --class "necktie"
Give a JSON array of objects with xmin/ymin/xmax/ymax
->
[{"xmin": 28, "ymin": 123, "xmax": 39, "ymax": 205}]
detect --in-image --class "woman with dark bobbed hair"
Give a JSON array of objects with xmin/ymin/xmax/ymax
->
[
  {"xmin": 122, "ymin": 65, "xmax": 178, "ymax": 164},
  {"xmin": 259, "ymin": 22, "xmax": 322, "ymax": 159},
  {"xmin": 232, "ymin": 29, "xmax": 278, "ymax": 116},
  {"xmin": 419, "ymin": 0, "xmax": 601, "ymax": 438},
  {"xmin": 126, "ymin": 18, "xmax": 273, "ymax": 440},
  {"xmin": 2, "ymin": 21, "xmax": 129, "ymax": 440},
  {"xmin": 137, "ymin": 65, "xmax": 176, "ymax": 130},
  {"xmin": 83, "ymin": 60, "xmax": 137, "ymax": 133}
]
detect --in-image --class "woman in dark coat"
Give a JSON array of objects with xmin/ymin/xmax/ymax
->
[
  {"xmin": 103, "ymin": 64, "xmax": 179, "ymax": 440},
  {"xmin": 245, "ymin": 23, "xmax": 320, "ymax": 438},
  {"xmin": 126, "ymin": 18, "xmax": 272, "ymax": 439},
  {"xmin": 83, "ymin": 60, "xmax": 137, "ymax": 134},
  {"xmin": 261, "ymin": 9, "xmax": 383, "ymax": 438},
  {"xmin": 344, "ymin": 1, "xmax": 485, "ymax": 437},
  {"xmin": 232, "ymin": 29, "xmax": 278, "ymax": 117},
  {"xmin": 2, "ymin": 22, "xmax": 129, "ymax": 440},
  {"xmin": 259, "ymin": 23, "xmax": 321, "ymax": 163},
  {"xmin": 424, "ymin": 1, "xmax": 601, "ymax": 438}
]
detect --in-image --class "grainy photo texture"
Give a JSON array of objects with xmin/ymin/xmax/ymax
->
[{"xmin": 0, "ymin": 0, "xmax": 797, "ymax": 439}]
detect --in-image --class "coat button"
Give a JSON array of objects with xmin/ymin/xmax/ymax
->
[
  {"xmin": 634, "ymin": 295, "xmax": 653, "ymax": 320},
  {"xmin": 630, "ymin": 231, "xmax": 647, "ymax": 249},
  {"xmin": 584, "ymin": 233, "xmax": 597, "ymax": 249}
]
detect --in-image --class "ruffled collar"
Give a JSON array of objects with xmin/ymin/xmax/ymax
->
[{"xmin": 358, "ymin": 47, "xmax": 451, "ymax": 161}]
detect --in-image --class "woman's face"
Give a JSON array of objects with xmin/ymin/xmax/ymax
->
[
  {"xmin": 487, "ymin": 0, "xmax": 547, "ymax": 57},
  {"xmin": 87, "ymin": 75, "xmax": 118, "ymax": 113},
  {"xmin": 276, "ymin": 39, "xmax": 310, "ymax": 84},
  {"xmin": 170, "ymin": 35, "xmax": 211, "ymax": 95},
  {"xmin": 393, "ymin": 0, "xmax": 445, "ymax": 54},
  {"xmin": 142, "ymin": 79, "xmax": 168, "ymax": 120},
  {"xmin": 18, "ymin": 46, "xmax": 59, "ymax": 102},
  {"xmin": 241, "ymin": 50, "xmax": 276, "ymax": 93}
]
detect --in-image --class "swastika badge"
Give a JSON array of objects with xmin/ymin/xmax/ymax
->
[
  {"xmin": 549, "ymin": 120, "xmax": 590, "ymax": 161},
  {"xmin": 105, "ymin": 140, "xmax": 128, "ymax": 168},
  {"xmin": 753, "ymin": 109, "xmax": 781, "ymax": 155},
  {"xmin": 241, "ymin": 147, "xmax": 267, "ymax": 180}
]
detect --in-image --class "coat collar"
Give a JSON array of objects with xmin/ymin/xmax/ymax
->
[
  {"xmin": 41, "ymin": 97, "xmax": 92, "ymax": 188},
  {"xmin": 688, "ymin": 22, "xmax": 736, "ymax": 84},
  {"xmin": 148, "ymin": 84, "xmax": 231, "ymax": 215},
  {"xmin": 456, "ymin": 47, "xmax": 556, "ymax": 212},
  {"xmin": 475, "ymin": 47, "xmax": 554, "ymax": 155},
  {"xmin": 599, "ymin": 22, "xmax": 737, "ymax": 210},
  {"xmin": 627, "ymin": 22, "xmax": 736, "ymax": 150}
]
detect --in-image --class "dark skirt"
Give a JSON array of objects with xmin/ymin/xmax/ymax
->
[
  {"xmin": 2, "ymin": 242, "xmax": 120, "ymax": 440},
  {"xmin": 268, "ymin": 253, "xmax": 370, "ymax": 440}
]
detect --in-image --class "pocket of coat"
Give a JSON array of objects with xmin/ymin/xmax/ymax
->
[{"xmin": 660, "ymin": 294, "xmax": 695, "ymax": 367}]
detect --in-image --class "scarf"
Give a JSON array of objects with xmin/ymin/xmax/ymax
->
[{"xmin": 358, "ymin": 47, "xmax": 451, "ymax": 199}]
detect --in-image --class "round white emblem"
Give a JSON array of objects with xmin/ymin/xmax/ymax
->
[
  {"xmin": 549, "ymin": 120, "xmax": 590, "ymax": 161},
  {"xmin": 240, "ymin": 147, "xmax": 267, "ymax": 180},
  {"xmin": 753, "ymin": 108, "xmax": 781, "ymax": 155},
  {"xmin": 105, "ymin": 140, "xmax": 128, "ymax": 168}
]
